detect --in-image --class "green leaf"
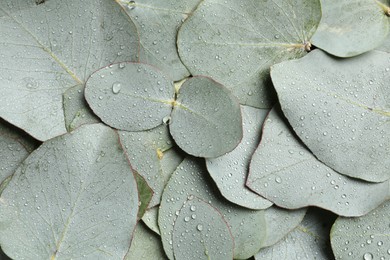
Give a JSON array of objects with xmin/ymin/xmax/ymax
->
[
  {"xmin": 206, "ymin": 105, "xmax": 272, "ymax": 209},
  {"xmin": 172, "ymin": 197, "xmax": 234, "ymax": 260},
  {"xmin": 63, "ymin": 84, "xmax": 100, "ymax": 132},
  {"xmin": 271, "ymin": 50, "xmax": 390, "ymax": 182},
  {"xmin": 177, "ymin": 0, "xmax": 321, "ymax": 107},
  {"xmin": 256, "ymin": 208, "xmax": 336, "ymax": 260},
  {"xmin": 142, "ymin": 206, "xmax": 161, "ymax": 235},
  {"xmin": 125, "ymin": 222, "xmax": 167, "ymax": 260},
  {"xmin": 331, "ymin": 200, "xmax": 390, "ymax": 260},
  {"xmin": 170, "ymin": 76, "xmax": 243, "ymax": 158},
  {"xmin": 0, "ymin": 0, "xmax": 139, "ymax": 140},
  {"xmin": 247, "ymin": 108, "xmax": 390, "ymax": 216},
  {"xmin": 159, "ymin": 157, "xmax": 266, "ymax": 259},
  {"xmin": 0, "ymin": 124, "xmax": 139, "ymax": 259},
  {"xmin": 135, "ymin": 171, "xmax": 153, "ymax": 219},
  {"xmin": 119, "ymin": 0, "xmax": 202, "ymax": 81},
  {"xmin": 263, "ymin": 207, "xmax": 307, "ymax": 248},
  {"xmin": 311, "ymin": 0, "xmax": 389, "ymax": 57},
  {"xmin": 85, "ymin": 62, "xmax": 175, "ymax": 131},
  {"xmin": 0, "ymin": 119, "xmax": 40, "ymax": 153}
]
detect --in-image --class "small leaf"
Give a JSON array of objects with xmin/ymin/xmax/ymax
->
[
  {"xmin": 177, "ymin": 0, "xmax": 321, "ymax": 107},
  {"xmin": 271, "ymin": 50, "xmax": 390, "ymax": 182},
  {"xmin": 172, "ymin": 197, "xmax": 234, "ymax": 260},
  {"xmin": 331, "ymin": 200, "xmax": 390, "ymax": 260},
  {"xmin": 159, "ymin": 157, "xmax": 266, "ymax": 259},
  {"xmin": 311, "ymin": 0, "xmax": 389, "ymax": 57},
  {"xmin": 247, "ymin": 108, "xmax": 390, "ymax": 216},
  {"xmin": 135, "ymin": 171, "xmax": 153, "ymax": 219},
  {"xmin": 142, "ymin": 206, "xmax": 160, "ymax": 235},
  {"xmin": 85, "ymin": 62, "xmax": 175, "ymax": 131},
  {"xmin": 170, "ymin": 77, "xmax": 243, "ymax": 158},
  {"xmin": 206, "ymin": 105, "xmax": 272, "ymax": 209},
  {"xmin": 0, "ymin": 124, "xmax": 139, "ymax": 259}
]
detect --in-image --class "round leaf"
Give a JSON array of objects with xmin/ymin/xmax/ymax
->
[
  {"xmin": 177, "ymin": 0, "xmax": 321, "ymax": 107},
  {"xmin": 170, "ymin": 77, "xmax": 243, "ymax": 158},
  {"xmin": 311, "ymin": 0, "xmax": 389, "ymax": 57},
  {"xmin": 206, "ymin": 105, "xmax": 272, "ymax": 209},
  {"xmin": 247, "ymin": 108, "xmax": 390, "ymax": 216},
  {"xmin": 0, "ymin": 0, "xmax": 139, "ymax": 140},
  {"xmin": 173, "ymin": 197, "xmax": 234, "ymax": 260},
  {"xmin": 0, "ymin": 124, "xmax": 139, "ymax": 259},
  {"xmin": 85, "ymin": 62, "xmax": 175, "ymax": 131},
  {"xmin": 271, "ymin": 50, "xmax": 390, "ymax": 182},
  {"xmin": 331, "ymin": 200, "xmax": 390, "ymax": 260}
]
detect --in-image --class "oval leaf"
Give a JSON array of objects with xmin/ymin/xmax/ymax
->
[
  {"xmin": 159, "ymin": 157, "xmax": 266, "ymax": 259},
  {"xmin": 206, "ymin": 105, "xmax": 272, "ymax": 209},
  {"xmin": 247, "ymin": 108, "xmax": 390, "ymax": 216},
  {"xmin": 85, "ymin": 62, "xmax": 175, "ymax": 131},
  {"xmin": 311, "ymin": 0, "xmax": 389, "ymax": 57},
  {"xmin": 331, "ymin": 200, "xmax": 390, "ymax": 260},
  {"xmin": 170, "ymin": 77, "xmax": 242, "ymax": 158},
  {"xmin": 173, "ymin": 197, "xmax": 234, "ymax": 260},
  {"xmin": 0, "ymin": 0, "xmax": 139, "ymax": 140},
  {"xmin": 0, "ymin": 124, "xmax": 139, "ymax": 259},
  {"xmin": 271, "ymin": 50, "xmax": 390, "ymax": 182},
  {"xmin": 177, "ymin": 0, "xmax": 321, "ymax": 107}
]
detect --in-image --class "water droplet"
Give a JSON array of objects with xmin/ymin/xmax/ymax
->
[
  {"xmin": 363, "ymin": 252, "xmax": 373, "ymax": 260},
  {"xmin": 112, "ymin": 82, "xmax": 122, "ymax": 94},
  {"xmin": 197, "ymin": 224, "xmax": 203, "ymax": 231},
  {"xmin": 274, "ymin": 34, "xmax": 280, "ymax": 39},
  {"xmin": 275, "ymin": 177, "xmax": 282, "ymax": 183},
  {"xmin": 119, "ymin": 63, "xmax": 126, "ymax": 69},
  {"xmin": 184, "ymin": 216, "xmax": 190, "ymax": 222},
  {"xmin": 378, "ymin": 241, "xmax": 383, "ymax": 246},
  {"xmin": 163, "ymin": 116, "xmax": 171, "ymax": 125},
  {"xmin": 190, "ymin": 205, "xmax": 196, "ymax": 212},
  {"xmin": 126, "ymin": 0, "xmax": 136, "ymax": 10}
]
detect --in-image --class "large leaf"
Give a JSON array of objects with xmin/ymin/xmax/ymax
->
[
  {"xmin": 271, "ymin": 50, "xmax": 390, "ymax": 182},
  {"xmin": 206, "ymin": 105, "xmax": 272, "ymax": 209},
  {"xmin": 177, "ymin": 0, "xmax": 321, "ymax": 107},
  {"xmin": 119, "ymin": 0, "xmax": 202, "ymax": 81},
  {"xmin": 85, "ymin": 62, "xmax": 175, "ymax": 131},
  {"xmin": 256, "ymin": 208, "xmax": 336, "ymax": 260},
  {"xmin": 170, "ymin": 76, "xmax": 242, "ymax": 158},
  {"xmin": 172, "ymin": 197, "xmax": 234, "ymax": 260},
  {"xmin": 247, "ymin": 108, "xmax": 390, "ymax": 216},
  {"xmin": 311, "ymin": 0, "xmax": 389, "ymax": 57},
  {"xmin": 0, "ymin": 124, "xmax": 139, "ymax": 259},
  {"xmin": 0, "ymin": 0, "xmax": 139, "ymax": 140},
  {"xmin": 331, "ymin": 200, "xmax": 390, "ymax": 260},
  {"xmin": 158, "ymin": 157, "xmax": 266, "ymax": 259}
]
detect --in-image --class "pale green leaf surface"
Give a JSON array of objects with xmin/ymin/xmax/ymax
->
[
  {"xmin": 158, "ymin": 157, "xmax": 266, "ymax": 260},
  {"xmin": 271, "ymin": 50, "xmax": 390, "ymax": 182},
  {"xmin": 247, "ymin": 108, "xmax": 390, "ymax": 216},
  {"xmin": 262, "ymin": 206, "xmax": 307, "ymax": 248},
  {"xmin": 63, "ymin": 84, "xmax": 100, "ymax": 132},
  {"xmin": 126, "ymin": 222, "xmax": 167, "ymax": 260},
  {"xmin": 0, "ymin": 124, "xmax": 139, "ymax": 259},
  {"xmin": 119, "ymin": 125, "xmax": 178, "ymax": 208},
  {"xmin": 0, "ymin": 119, "xmax": 40, "ymax": 153},
  {"xmin": 142, "ymin": 206, "xmax": 160, "ymax": 235},
  {"xmin": 119, "ymin": 0, "xmax": 202, "ymax": 81},
  {"xmin": 311, "ymin": 0, "xmax": 388, "ymax": 57},
  {"xmin": 256, "ymin": 209, "xmax": 335, "ymax": 260},
  {"xmin": 172, "ymin": 197, "xmax": 234, "ymax": 260},
  {"xmin": 177, "ymin": 0, "xmax": 321, "ymax": 107},
  {"xmin": 331, "ymin": 200, "xmax": 390, "ymax": 260},
  {"xmin": 0, "ymin": 0, "xmax": 138, "ymax": 141},
  {"xmin": 135, "ymin": 171, "xmax": 153, "ymax": 219},
  {"xmin": 170, "ymin": 76, "xmax": 242, "ymax": 158},
  {"xmin": 206, "ymin": 105, "xmax": 272, "ymax": 209},
  {"xmin": 85, "ymin": 62, "xmax": 174, "ymax": 131}
]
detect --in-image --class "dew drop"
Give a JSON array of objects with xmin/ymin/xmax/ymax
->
[
  {"xmin": 190, "ymin": 205, "xmax": 196, "ymax": 212},
  {"xmin": 275, "ymin": 177, "xmax": 282, "ymax": 184},
  {"xmin": 363, "ymin": 252, "xmax": 373, "ymax": 260},
  {"xmin": 163, "ymin": 116, "xmax": 171, "ymax": 125},
  {"xmin": 184, "ymin": 216, "xmax": 190, "ymax": 222},
  {"xmin": 112, "ymin": 82, "xmax": 122, "ymax": 94},
  {"xmin": 197, "ymin": 224, "xmax": 203, "ymax": 231}
]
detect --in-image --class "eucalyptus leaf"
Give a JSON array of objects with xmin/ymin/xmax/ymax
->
[
  {"xmin": 85, "ymin": 62, "xmax": 175, "ymax": 132},
  {"xmin": 0, "ymin": 119, "xmax": 40, "ymax": 153},
  {"xmin": 63, "ymin": 84, "xmax": 100, "ymax": 132},
  {"xmin": 172, "ymin": 197, "xmax": 234, "ymax": 260},
  {"xmin": 158, "ymin": 157, "xmax": 266, "ymax": 259},
  {"xmin": 331, "ymin": 200, "xmax": 390, "ymax": 260},
  {"xmin": 311, "ymin": 0, "xmax": 389, "ymax": 57},
  {"xmin": 247, "ymin": 108, "xmax": 390, "ymax": 216},
  {"xmin": 119, "ymin": 0, "xmax": 202, "ymax": 81},
  {"xmin": 135, "ymin": 171, "xmax": 153, "ymax": 219},
  {"xmin": 170, "ymin": 76, "xmax": 243, "ymax": 158},
  {"xmin": 142, "ymin": 206, "xmax": 160, "ymax": 235},
  {"xmin": 0, "ymin": 0, "xmax": 139, "ymax": 141},
  {"xmin": 0, "ymin": 124, "xmax": 139, "ymax": 259},
  {"xmin": 177, "ymin": 0, "xmax": 321, "ymax": 107},
  {"xmin": 126, "ymin": 222, "xmax": 167, "ymax": 260},
  {"xmin": 206, "ymin": 105, "xmax": 272, "ymax": 209},
  {"xmin": 271, "ymin": 50, "xmax": 390, "ymax": 182},
  {"xmin": 256, "ymin": 208, "xmax": 336, "ymax": 260}
]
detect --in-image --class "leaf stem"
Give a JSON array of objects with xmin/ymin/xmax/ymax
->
[{"xmin": 375, "ymin": 0, "xmax": 390, "ymax": 16}]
